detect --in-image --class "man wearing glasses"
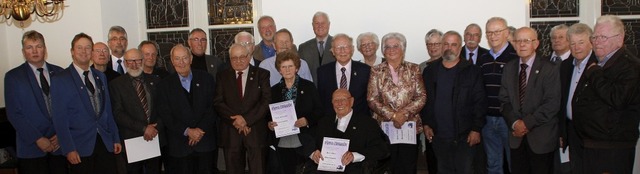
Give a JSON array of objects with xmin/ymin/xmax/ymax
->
[
  {"xmin": 91, "ymin": 42, "xmax": 121, "ymax": 82},
  {"xmin": 234, "ymin": 31, "xmax": 261, "ymax": 67},
  {"xmin": 478, "ymin": 17, "xmax": 518, "ymax": 174},
  {"xmin": 572, "ymin": 15, "xmax": 640, "ymax": 173},
  {"xmin": 185, "ymin": 28, "xmax": 226, "ymax": 80},
  {"xmin": 109, "ymin": 49, "xmax": 161, "ymax": 173},
  {"xmin": 107, "ymin": 26, "xmax": 129, "ymax": 75},
  {"xmin": 259, "ymin": 29, "xmax": 314, "ymax": 86},
  {"xmin": 461, "ymin": 23, "xmax": 489, "ymax": 66}
]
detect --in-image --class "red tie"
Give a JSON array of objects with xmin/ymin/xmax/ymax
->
[{"xmin": 237, "ymin": 71, "xmax": 243, "ymax": 100}]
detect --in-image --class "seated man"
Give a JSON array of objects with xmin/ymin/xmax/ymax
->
[{"xmin": 308, "ymin": 89, "xmax": 389, "ymax": 173}]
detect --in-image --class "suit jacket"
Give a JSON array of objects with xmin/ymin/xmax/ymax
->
[
  {"xmin": 314, "ymin": 112, "xmax": 390, "ymax": 173},
  {"xmin": 214, "ymin": 66, "xmax": 271, "ymax": 147},
  {"xmin": 558, "ymin": 52, "xmax": 597, "ymax": 149},
  {"xmin": 499, "ymin": 55, "xmax": 560, "ymax": 154},
  {"xmin": 155, "ymin": 70, "xmax": 217, "ymax": 157},
  {"xmin": 51, "ymin": 64, "xmax": 120, "ymax": 157},
  {"xmin": 253, "ymin": 42, "xmax": 297, "ymax": 61},
  {"xmin": 91, "ymin": 64, "xmax": 121, "ymax": 82},
  {"xmin": 269, "ymin": 78, "xmax": 323, "ymax": 147},
  {"xmin": 460, "ymin": 45, "xmax": 489, "ymax": 65},
  {"xmin": 298, "ymin": 36, "xmax": 336, "ymax": 83},
  {"xmin": 5, "ymin": 62, "xmax": 63, "ymax": 158},
  {"xmin": 109, "ymin": 74, "xmax": 160, "ymax": 140},
  {"xmin": 317, "ymin": 60, "xmax": 371, "ymax": 117},
  {"xmin": 167, "ymin": 54, "xmax": 227, "ymax": 79},
  {"xmin": 107, "ymin": 55, "xmax": 125, "ymax": 75}
]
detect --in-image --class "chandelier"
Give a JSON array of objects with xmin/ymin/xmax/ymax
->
[{"xmin": 0, "ymin": 0, "xmax": 65, "ymax": 23}]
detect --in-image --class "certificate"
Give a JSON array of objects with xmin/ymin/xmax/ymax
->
[
  {"xmin": 124, "ymin": 136, "xmax": 161, "ymax": 163},
  {"xmin": 381, "ymin": 121, "xmax": 417, "ymax": 144},
  {"xmin": 559, "ymin": 146, "xmax": 570, "ymax": 163},
  {"xmin": 269, "ymin": 100, "xmax": 300, "ymax": 138},
  {"xmin": 317, "ymin": 137, "xmax": 350, "ymax": 172}
]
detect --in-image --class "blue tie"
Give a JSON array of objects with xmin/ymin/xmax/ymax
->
[{"xmin": 117, "ymin": 59, "xmax": 124, "ymax": 74}]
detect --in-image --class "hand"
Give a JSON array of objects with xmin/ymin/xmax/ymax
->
[
  {"xmin": 187, "ymin": 128, "xmax": 205, "ymax": 146},
  {"xmin": 67, "ymin": 151, "xmax": 81, "ymax": 164},
  {"xmin": 559, "ymin": 137, "xmax": 564, "ymax": 147},
  {"xmin": 113, "ymin": 143, "xmax": 122, "ymax": 154},
  {"xmin": 231, "ymin": 115, "xmax": 247, "ymax": 129},
  {"xmin": 423, "ymin": 126, "xmax": 434, "ymax": 143},
  {"xmin": 49, "ymin": 135, "xmax": 60, "ymax": 152},
  {"xmin": 311, "ymin": 150, "xmax": 323, "ymax": 164},
  {"xmin": 391, "ymin": 111, "xmax": 408, "ymax": 128},
  {"xmin": 36, "ymin": 137, "xmax": 53, "ymax": 152},
  {"xmin": 143, "ymin": 124, "xmax": 158, "ymax": 141},
  {"xmin": 467, "ymin": 131, "xmax": 481, "ymax": 146},
  {"xmin": 294, "ymin": 117, "xmax": 308, "ymax": 128},
  {"xmin": 341, "ymin": 151, "xmax": 354, "ymax": 166},
  {"xmin": 239, "ymin": 127, "xmax": 251, "ymax": 136},
  {"xmin": 512, "ymin": 120, "xmax": 528, "ymax": 137},
  {"xmin": 268, "ymin": 121, "xmax": 278, "ymax": 131}
]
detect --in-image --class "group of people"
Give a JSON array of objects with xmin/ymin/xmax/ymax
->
[{"xmin": 4, "ymin": 10, "xmax": 640, "ymax": 174}]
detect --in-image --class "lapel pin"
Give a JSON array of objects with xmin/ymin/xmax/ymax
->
[
  {"xmin": 250, "ymin": 77, "xmax": 253, "ymax": 81},
  {"xmin": 150, "ymin": 82, "xmax": 154, "ymax": 85},
  {"xmin": 96, "ymin": 76, "xmax": 100, "ymax": 80},
  {"xmin": 535, "ymin": 70, "xmax": 539, "ymax": 74},
  {"xmin": 354, "ymin": 72, "xmax": 357, "ymax": 76},
  {"xmin": 352, "ymin": 126, "xmax": 356, "ymax": 130},
  {"xmin": 301, "ymin": 90, "xmax": 304, "ymax": 94},
  {"xmin": 210, "ymin": 65, "xmax": 214, "ymax": 67},
  {"xmin": 500, "ymin": 65, "xmax": 504, "ymax": 68},
  {"xmin": 196, "ymin": 83, "xmax": 200, "ymax": 87}
]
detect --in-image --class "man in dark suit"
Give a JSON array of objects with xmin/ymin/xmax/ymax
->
[
  {"xmin": 92, "ymin": 42, "xmax": 121, "ymax": 82},
  {"xmin": 460, "ymin": 23, "xmax": 489, "ymax": 65},
  {"xmin": 106, "ymin": 25, "xmax": 128, "ymax": 75},
  {"xmin": 572, "ymin": 15, "xmax": 640, "ymax": 173},
  {"xmin": 309, "ymin": 89, "xmax": 389, "ymax": 173},
  {"xmin": 317, "ymin": 33, "xmax": 371, "ymax": 117},
  {"xmin": 548, "ymin": 24, "xmax": 571, "ymax": 66},
  {"xmin": 139, "ymin": 40, "xmax": 170, "ymax": 79},
  {"xmin": 155, "ymin": 44, "xmax": 217, "ymax": 174},
  {"xmin": 51, "ymin": 33, "xmax": 122, "ymax": 174},
  {"xmin": 110, "ymin": 49, "xmax": 161, "ymax": 174},
  {"xmin": 5, "ymin": 30, "xmax": 68, "ymax": 174},
  {"xmin": 214, "ymin": 43, "xmax": 271, "ymax": 174},
  {"xmin": 498, "ymin": 27, "xmax": 560, "ymax": 174},
  {"xmin": 186, "ymin": 28, "xmax": 226, "ymax": 79},
  {"xmin": 235, "ymin": 31, "xmax": 262, "ymax": 67},
  {"xmin": 557, "ymin": 23, "xmax": 597, "ymax": 174},
  {"xmin": 298, "ymin": 11, "xmax": 336, "ymax": 84}
]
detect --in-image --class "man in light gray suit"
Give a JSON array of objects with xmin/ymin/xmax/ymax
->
[
  {"xmin": 298, "ymin": 11, "xmax": 336, "ymax": 84},
  {"xmin": 498, "ymin": 27, "xmax": 560, "ymax": 174}
]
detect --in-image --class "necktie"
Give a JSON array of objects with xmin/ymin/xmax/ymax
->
[
  {"xmin": 117, "ymin": 59, "xmax": 124, "ymax": 74},
  {"xmin": 339, "ymin": 67, "xmax": 347, "ymax": 89},
  {"xmin": 236, "ymin": 71, "xmax": 243, "ymax": 99},
  {"xmin": 552, "ymin": 56, "xmax": 561, "ymax": 63},
  {"xmin": 84, "ymin": 71, "xmax": 96, "ymax": 94},
  {"xmin": 519, "ymin": 64, "xmax": 528, "ymax": 107},
  {"xmin": 135, "ymin": 78, "xmax": 150, "ymax": 121},
  {"xmin": 468, "ymin": 52, "xmax": 475, "ymax": 64},
  {"xmin": 318, "ymin": 41, "xmax": 325, "ymax": 58},
  {"xmin": 37, "ymin": 68, "xmax": 50, "ymax": 96}
]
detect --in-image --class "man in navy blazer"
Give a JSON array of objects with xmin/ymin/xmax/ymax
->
[
  {"xmin": 317, "ymin": 33, "xmax": 371, "ymax": 117},
  {"xmin": 51, "ymin": 33, "xmax": 122, "ymax": 174},
  {"xmin": 5, "ymin": 30, "xmax": 68, "ymax": 173},
  {"xmin": 460, "ymin": 23, "xmax": 490, "ymax": 66}
]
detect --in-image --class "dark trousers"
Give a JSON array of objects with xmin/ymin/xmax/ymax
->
[
  {"xmin": 583, "ymin": 147, "xmax": 635, "ymax": 174},
  {"xmin": 554, "ymin": 120, "xmax": 583, "ymax": 174},
  {"xmin": 223, "ymin": 146, "xmax": 266, "ymax": 174},
  {"xmin": 167, "ymin": 151, "xmax": 213, "ymax": 174},
  {"xmin": 69, "ymin": 136, "xmax": 117, "ymax": 174},
  {"xmin": 267, "ymin": 146, "xmax": 304, "ymax": 174},
  {"xmin": 510, "ymin": 137, "xmax": 553, "ymax": 174},
  {"xmin": 423, "ymin": 140, "xmax": 438, "ymax": 174},
  {"xmin": 389, "ymin": 143, "xmax": 418, "ymax": 174},
  {"xmin": 18, "ymin": 154, "xmax": 68, "ymax": 174},
  {"xmin": 126, "ymin": 156, "xmax": 161, "ymax": 174},
  {"xmin": 472, "ymin": 141, "xmax": 487, "ymax": 174},
  {"xmin": 432, "ymin": 137, "xmax": 476, "ymax": 174}
]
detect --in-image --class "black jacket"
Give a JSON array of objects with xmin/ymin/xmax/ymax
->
[
  {"xmin": 421, "ymin": 59, "xmax": 487, "ymax": 139},
  {"xmin": 573, "ymin": 47, "xmax": 640, "ymax": 149}
]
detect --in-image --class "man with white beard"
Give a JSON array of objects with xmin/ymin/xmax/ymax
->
[{"xmin": 109, "ymin": 49, "xmax": 162, "ymax": 173}]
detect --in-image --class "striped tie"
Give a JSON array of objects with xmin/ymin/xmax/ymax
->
[
  {"xmin": 135, "ymin": 78, "xmax": 150, "ymax": 121},
  {"xmin": 340, "ymin": 67, "xmax": 347, "ymax": 89},
  {"xmin": 519, "ymin": 64, "xmax": 528, "ymax": 107}
]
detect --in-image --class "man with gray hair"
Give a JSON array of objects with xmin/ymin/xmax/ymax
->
[
  {"xmin": 572, "ymin": 15, "xmax": 640, "ymax": 173},
  {"xmin": 549, "ymin": 24, "xmax": 571, "ymax": 65},
  {"xmin": 107, "ymin": 25, "xmax": 129, "ymax": 75},
  {"xmin": 235, "ymin": 31, "xmax": 261, "ymax": 66},
  {"xmin": 356, "ymin": 32, "xmax": 383, "ymax": 66},
  {"xmin": 461, "ymin": 23, "xmax": 489, "ymax": 65},
  {"xmin": 420, "ymin": 29, "xmax": 444, "ymax": 71},
  {"xmin": 299, "ymin": 11, "xmax": 336, "ymax": 84},
  {"xmin": 187, "ymin": 28, "xmax": 226, "ymax": 80},
  {"xmin": 422, "ymin": 30, "xmax": 486, "ymax": 173}
]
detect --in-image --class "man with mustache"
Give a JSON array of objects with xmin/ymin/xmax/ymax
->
[{"xmin": 461, "ymin": 23, "xmax": 489, "ymax": 66}]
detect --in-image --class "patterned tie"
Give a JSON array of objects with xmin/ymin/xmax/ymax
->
[
  {"xmin": 340, "ymin": 67, "xmax": 347, "ymax": 89},
  {"xmin": 83, "ymin": 71, "xmax": 95, "ymax": 94},
  {"xmin": 468, "ymin": 52, "xmax": 475, "ymax": 64},
  {"xmin": 552, "ymin": 56, "xmax": 561, "ymax": 63},
  {"xmin": 236, "ymin": 71, "xmax": 243, "ymax": 99},
  {"xmin": 318, "ymin": 41, "xmax": 325, "ymax": 57},
  {"xmin": 117, "ymin": 59, "xmax": 125, "ymax": 74},
  {"xmin": 519, "ymin": 64, "xmax": 528, "ymax": 107},
  {"xmin": 37, "ymin": 68, "xmax": 49, "ymax": 96},
  {"xmin": 134, "ymin": 78, "xmax": 150, "ymax": 121}
]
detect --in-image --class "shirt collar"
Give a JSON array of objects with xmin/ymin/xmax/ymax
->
[
  {"xmin": 552, "ymin": 50, "xmax": 572, "ymax": 61},
  {"xmin": 519, "ymin": 53, "xmax": 536, "ymax": 68},
  {"xmin": 336, "ymin": 60, "xmax": 352, "ymax": 70},
  {"xmin": 573, "ymin": 51, "xmax": 592, "ymax": 68},
  {"xmin": 178, "ymin": 71, "xmax": 193, "ymax": 81},
  {"xmin": 28, "ymin": 62, "xmax": 48, "ymax": 72},
  {"xmin": 598, "ymin": 48, "xmax": 620, "ymax": 67}
]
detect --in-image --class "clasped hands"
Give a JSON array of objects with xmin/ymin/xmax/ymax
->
[
  {"xmin": 143, "ymin": 123, "xmax": 158, "ymax": 141},
  {"xmin": 268, "ymin": 117, "xmax": 308, "ymax": 131},
  {"xmin": 311, "ymin": 150, "xmax": 354, "ymax": 166},
  {"xmin": 187, "ymin": 127, "xmax": 205, "ymax": 146},
  {"xmin": 36, "ymin": 135, "xmax": 60, "ymax": 153},
  {"xmin": 390, "ymin": 111, "xmax": 408, "ymax": 129},
  {"xmin": 512, "ymin": 119, "xmax": 528, "ymax": 137},
  {"xmin": 231, "ymin": 115, "xmax": 251, "ymax": 136}
]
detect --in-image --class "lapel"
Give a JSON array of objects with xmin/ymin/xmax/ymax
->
[
  {"xmin": 243, "ymin": 66, "xmax": 258, "ymax": 102},
  {"xmin": 190, "ymin": 72, "xmax": 203, "ymax": 103},
  {"xmin": 169, "ymin": 73, "xmax": 190, "ymax": 105},
  {"xmin": 23, "ymin": 63, "xmax": 49, "ymax": 117},
  {"xmin": 122, "ymin": 75, "xmax": 145, "ymax": 112},
  {"xmin": 67, "ymin": 64, "xmax": 98, "ymax": 117},
  {"xmin": 328, "ymin": 62, "xmax": 339, "ymax": 89},
  {"xmin": 91, "ymin": 67, "xmax": 107, "ymax": 116},
  {"xmin": 526, "ymin": 56, "xmax": 543, "ymax": 94}
]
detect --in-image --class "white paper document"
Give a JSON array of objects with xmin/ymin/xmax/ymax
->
[
  {"xmin": 269, "ymin": 100, "xmax": 300, "ymax": 138},
  {"xmin": 381, "ymin": 121, "xmax": 417, "ymax": 144},
  {"xmin": 124, "ymin": 136, "xmax": 161, "ymax": 163},
  {"xmin": 559, "ymin": 146, "xmax": 570, "ymax": 163},
  {"xmin": 317, "ymin": 137, "xmax": 350, "ymax": 172}
]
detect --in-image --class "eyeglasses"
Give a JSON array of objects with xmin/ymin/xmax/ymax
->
[
  {"xmin": 384, "ymin": 44, "xmax": 402, "ymax": 50},
  {"xmin": 442, "ymin": 42, "xmax": 459, "ymax": 47},
  {"xmin": 230, "ymin": 55, "xmax": 249, "ymax": 62},
  {"xmin": 125, "ymin": 59, "xmax": 143, "ymax": 64},
  {"xmin": 426, "ymin": 42, "xmax": 441, "ymax": 47},
  {"xmin": 486, "ymin": 28, "xmax": 507, "ymax": 36},
  {"xmin": 590, "ymin": 34, "xmax": 620, "ymax": 42},
  {"xmin": 109, "ymin": 37, "xmax": 127, "ymax": 42},
  {"xmin": 190, "ymin": 38, "xmax": 208, "ymax": 43},
  {"xmin": 93, "ymin": 49, "xmax": 109, "ymax": 53},
  {"xmin": 360, "ymin": 42, "xmax": 376, "ymax": 48},
  {"xmin": 512, "ymin": 39, "xmax": 537, "ymax": 44},
  {"xmin": 238, "ymin": 41, "xmax": 254, "ymax": 46},
  {"xmin": 465, "ymin": 33, "xmax": 481, "ymax": 38},
  {"xmin": 334, "ymin": 45, "xmax": 352, "ymax": 51}
]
